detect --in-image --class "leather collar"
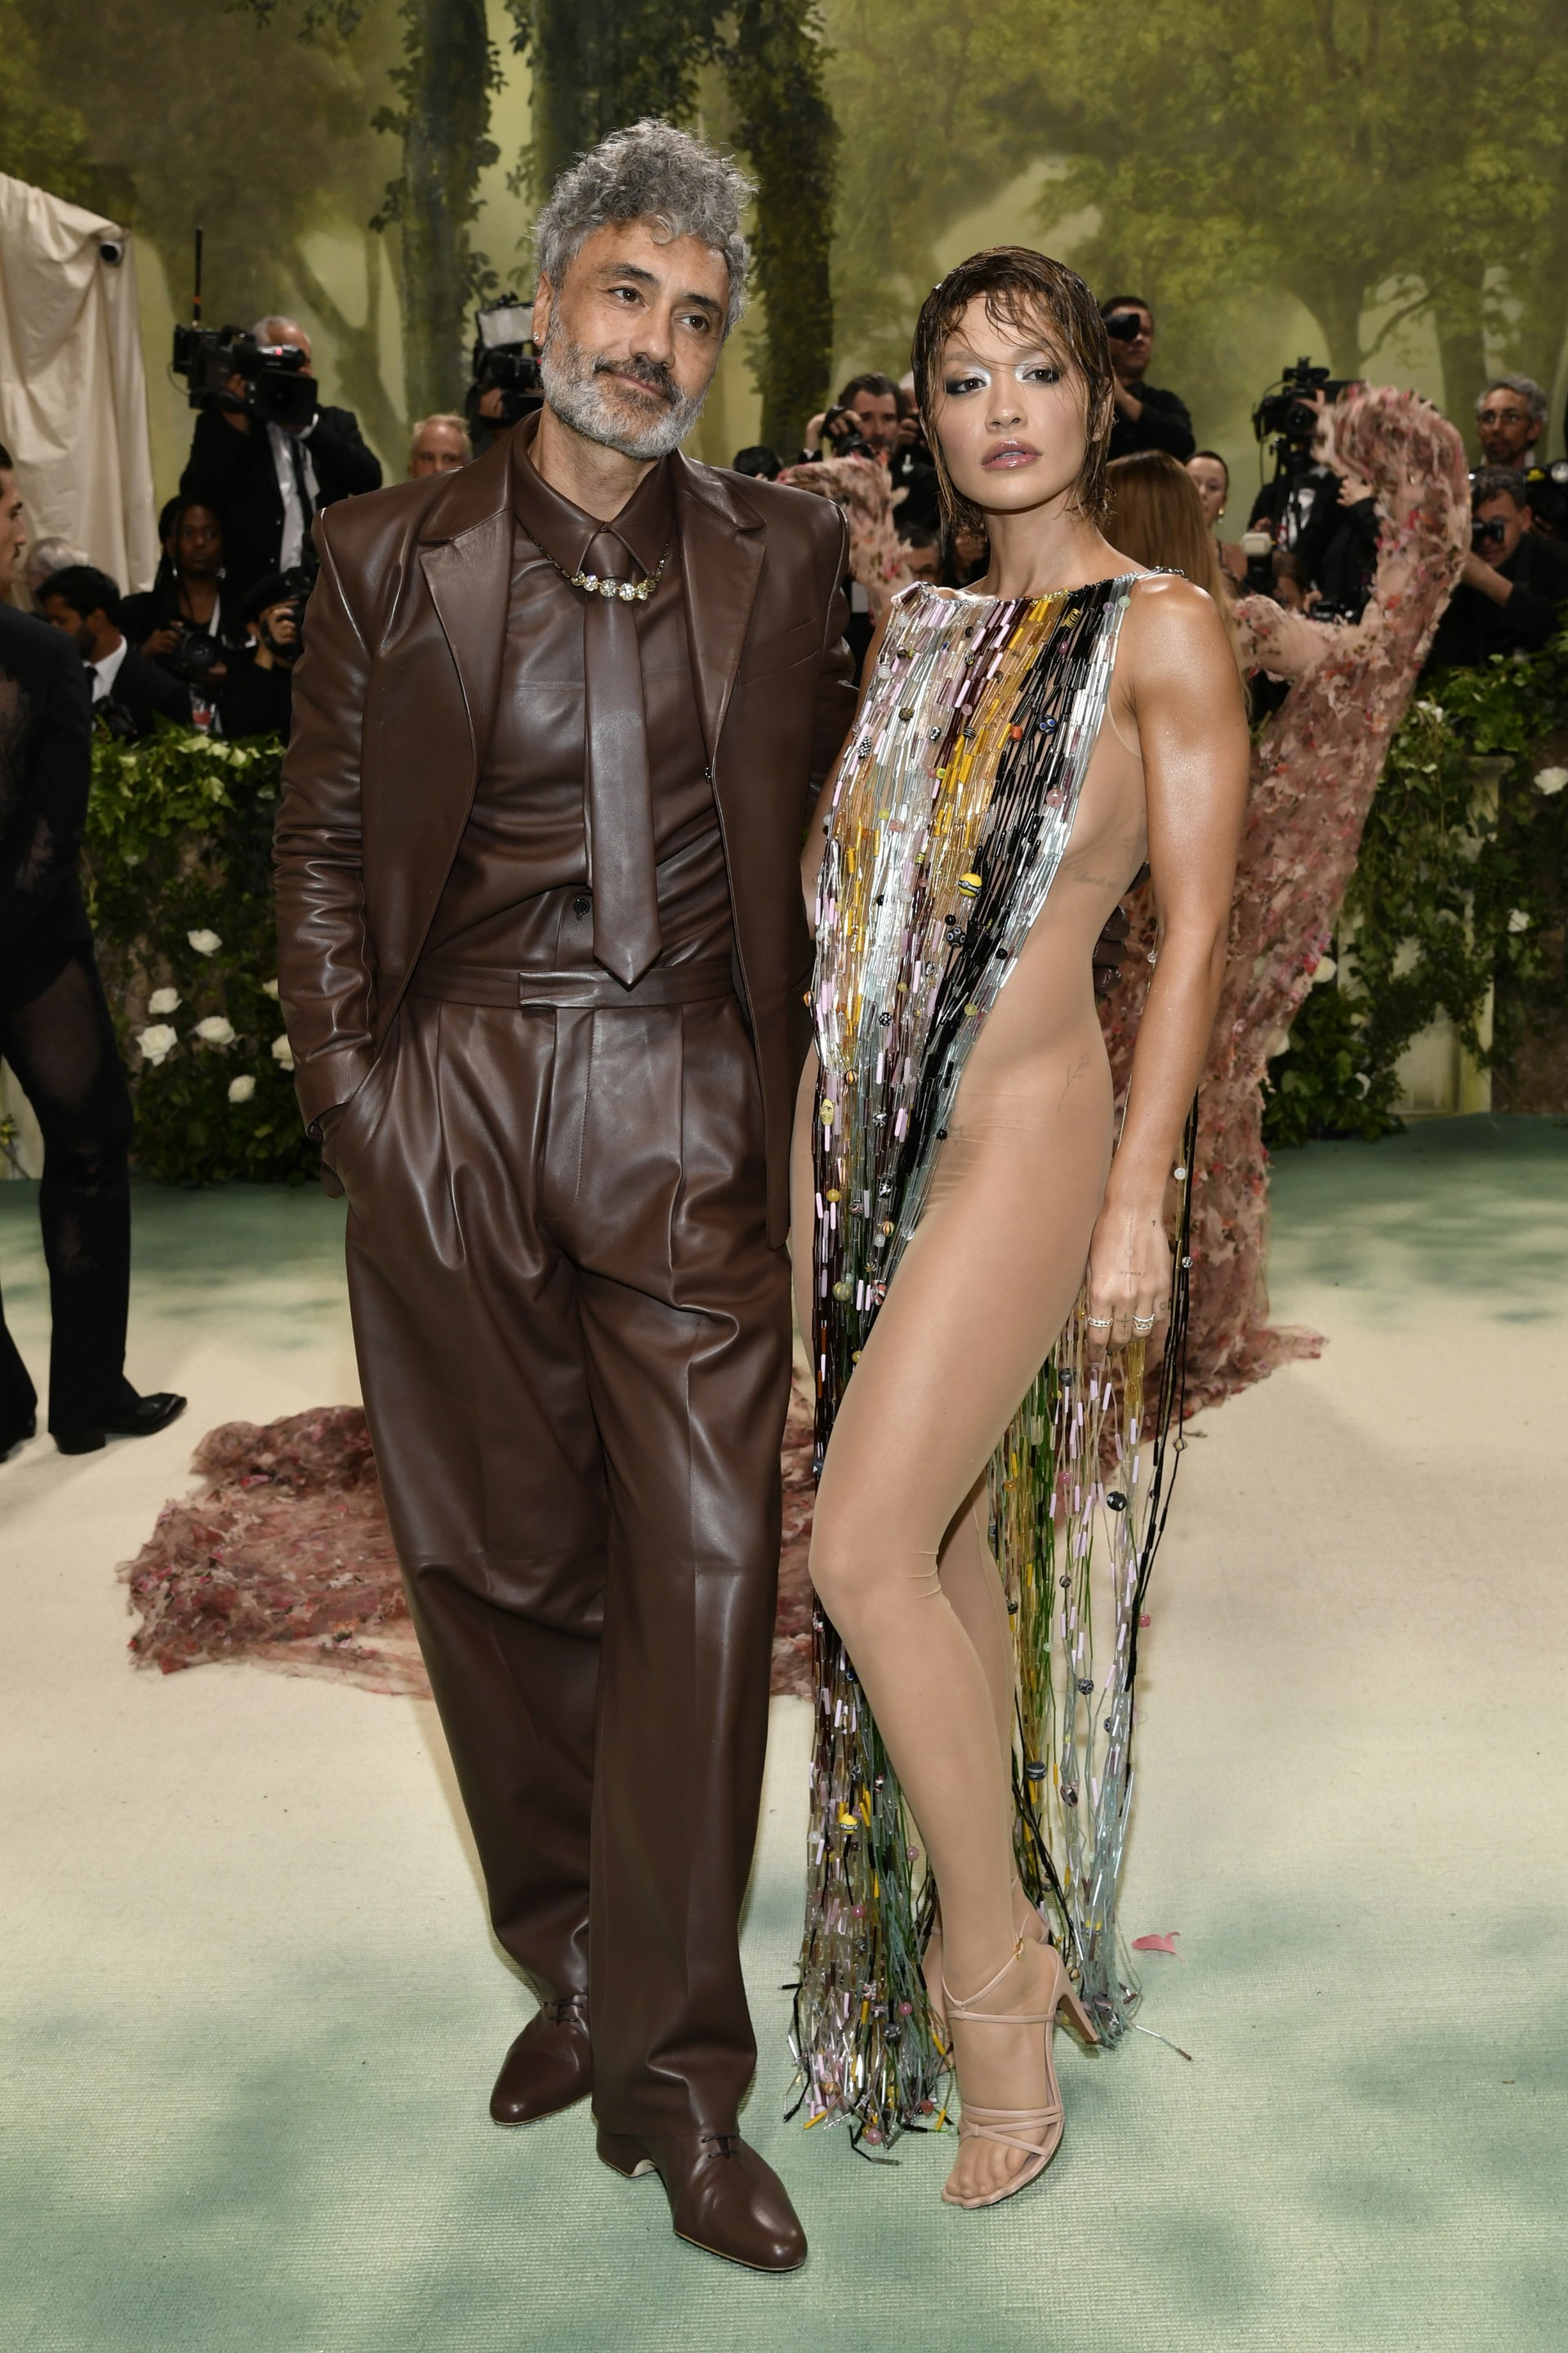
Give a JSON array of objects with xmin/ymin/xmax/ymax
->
[
  {"xmin": 414, "ymin": 415, "xmax": 764, "ymax": 554},
  {"xmin": 507, "ymin": 414, "xmax": 674, "ymax": 578}
]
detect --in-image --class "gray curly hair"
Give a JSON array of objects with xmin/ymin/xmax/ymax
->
[
  {"xmin": 532, "ymin": 118, "xmax": 754, "ymax": 336},
  {"xmin": 1476, "ymin": 373, "xmax": 1548, "ymax": 429}
]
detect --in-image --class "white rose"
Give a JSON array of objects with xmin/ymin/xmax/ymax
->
[
  {"xmin": 1533, "ymin": 766, "xmax": 1567, "ymax": 796},
  {"xmin": 147, "ymin": 987, "xmax": 181, "ymax": 1016},
  {"xmin": 270, "ymin": 1033, "xmax": 296, "ymax": 1071},
  {"xmin": 262, "ymin": 978, "xmax": 281, "ymax": 1000},
  {"xmin": 1311, "ymin": 955, "xmax": 1337, "ymax": 985},
  {"xmin": 1508, "ymin": 908, "xmax": 1530, "ymax": 934},
  {"xmin": 1263, "ymin": 1026, "xmax": 1292, "ymax": 1057},
  {"xmin": 136, "ymin": 1023, "xmax": 179, "ymax": 1066},
  {"xmin": 187, "ymin": 928, "xmax": 222, "ymax": 956},
  {"xmin": 227, "ymin": 1074, "xmax": 256, "ymax": 1104},
  {"xmin": 194, "ymin": 1015, "xmax": 236, "ymax": 1047}
]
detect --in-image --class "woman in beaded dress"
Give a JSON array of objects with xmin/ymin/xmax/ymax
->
[{"xmin": 791, "ymin": 249, "xmax": 1249, "ymax": 2209}]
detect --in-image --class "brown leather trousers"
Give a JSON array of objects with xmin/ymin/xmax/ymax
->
[{"xmin": 334, "ymin": 960, "xmax": 793, "ymax": 2135}]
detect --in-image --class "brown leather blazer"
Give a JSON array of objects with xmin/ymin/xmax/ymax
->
[{"xmin": 274, "ymin": 432, "xmax": 855, "ymax": 1244}]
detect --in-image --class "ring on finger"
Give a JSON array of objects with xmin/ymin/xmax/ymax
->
[
  {"xmin": 1085, "ymin": 1313, "xmax": 1112, "ymax": 1329},
  {"xmin": 1132, "ymin": 1313, "xmax": 1156, "ymax": 1333}
]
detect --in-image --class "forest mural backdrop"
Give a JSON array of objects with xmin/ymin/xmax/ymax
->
[{"xmin": 2, "ymin": 0, "xmax": 1564, "ymax": 501}]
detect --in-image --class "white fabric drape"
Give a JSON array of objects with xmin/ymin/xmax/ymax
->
[{"xmin": 0, "ymin": 173, "xmax": 158, "ymax": 595}]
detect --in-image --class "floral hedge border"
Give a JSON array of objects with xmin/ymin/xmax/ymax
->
[
  {"xmin": 86, "ymin": 726, "xmax": 317, "ymax": 1186},
  {"xmin": 80, "ymin": 638, "xmax": 1568, "ymax": 1187},
  {"xmin": 1263, "ymin": 632, "xmax": 1568, "ymax": 1146}
]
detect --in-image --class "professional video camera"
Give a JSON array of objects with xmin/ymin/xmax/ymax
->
[
  {"xmin": 466, "ymin": 298, "xmax": 544, "ymax": 440},
  {"xmin": 1243, "ymin": 355, "xmax": 1361, "ymax": 594},
  {"xmin": 1252, "ymin": 358, "xmax": 1353, "ymax": 470},
  {"xmin": 171, "ymin": 230, "xmax": 317, "ymax": 430}
]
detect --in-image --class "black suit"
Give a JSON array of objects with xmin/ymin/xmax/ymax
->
[
  {"xmin": 1424, "ymin": 533, "xmax": 1568, "ymax": 671},
  {"xmin": 0, "ymin": 607, "xmax": 135, "ymax": 1444},
  {"xmin": 216, "ymin": 651, "xmax": 293, "ymax": 741},
  {"xmin": 180, "ymin": 404, "xmax": 383, "ymax": 601},
  {"xmin": 1107, "ymin": 381, "xmax": 1196, "ymax": 463},
  {"xmin": 97, "ymin": 646, "xmax": 191, "ymax": 740}
]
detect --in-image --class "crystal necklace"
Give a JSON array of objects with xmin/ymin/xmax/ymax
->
[{"xmin": 532, "ymin": 532, "xmax": 674, "ymax": 604}]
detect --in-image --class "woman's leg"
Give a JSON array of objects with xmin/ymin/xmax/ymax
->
[
  {"xmin": 809, "ymin": 1087, "xmax": 1109, "ymax": 2200},
  {"xmin": 937, "ymin": 1483, "xmax": 1015, "ymax": 1781}
]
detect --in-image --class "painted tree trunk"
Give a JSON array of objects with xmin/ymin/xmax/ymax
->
[{"xmin": 394, "ymin": 0, "xmax": 494, "ymax": 424}]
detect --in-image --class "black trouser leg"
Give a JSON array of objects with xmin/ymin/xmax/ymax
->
[
  {"xmin": 0, "ymin": 950, "xmax": 134, "ymax": 1436},
  {"xmin": 0, "ymin": 1292, "xmax": 37, "ymax": 1441}
]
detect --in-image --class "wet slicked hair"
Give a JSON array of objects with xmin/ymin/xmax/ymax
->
[
  {"xmin": 911, "ymin": 247, "xmax": 1116, "ymax": 532},
  {"xmin": 533, "ymin": 118, "xmax": 753, "ymax": 336}
]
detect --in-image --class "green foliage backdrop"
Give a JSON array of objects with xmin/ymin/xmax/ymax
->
[
  {"xmin": 85, "ymin": 731, "xmax": 317, "ymax": 1188},
  {"xmin": 821, "ymin": 0, "xmax": 1568, "ymax": 463},
  {"xmin": 1263, "ymin": 638, "xmax": 1568, "ymax": 1146},
  {"xmin": 17, "ymin": 0, "xmax": 1568, "ymax": 476},
  {"xmin": 79, "ymin": 641, "xmax": 1567, "ymax": 1191}
]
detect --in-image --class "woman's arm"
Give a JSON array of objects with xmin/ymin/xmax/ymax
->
[{"xmin": 1085, "ymin": 574, "xmax": 1250, "ymax": 1353}]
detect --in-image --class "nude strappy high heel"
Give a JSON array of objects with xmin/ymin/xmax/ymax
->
[
  {"xmin": 939, "ymin": 1934, "xmax": 1098, "ymax": 2209},
  {"xmin": 923, "ymin": 1883, "xmax": 1049, "ymax": 2045}
]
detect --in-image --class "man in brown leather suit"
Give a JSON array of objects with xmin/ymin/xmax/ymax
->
[{"xmin": 274, "ymin": 122, "xmax": 853, "ymax": 2271}]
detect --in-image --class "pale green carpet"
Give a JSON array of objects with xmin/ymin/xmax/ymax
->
[{"xmin": 2, "ymin": 1117, "xmax": 1565, "ymax": 2351}]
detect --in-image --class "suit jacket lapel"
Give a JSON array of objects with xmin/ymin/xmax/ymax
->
[
  {"xmin": 417, "ymin": 542, "xmax": 510, "ymax": 794},
  {"xmin": 365, "ymin": 443, "xmax": 512, "ymax": 1032},
  {"xmin": 674, "ymin": 455, "xmax": 765, "ymax": 768}
]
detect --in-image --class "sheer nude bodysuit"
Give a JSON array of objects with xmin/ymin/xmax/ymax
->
[{"xmin": 793, "ymin": 583, "xmax": 1151, "ymax": 2195}]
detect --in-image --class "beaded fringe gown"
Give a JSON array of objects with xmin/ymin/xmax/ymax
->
[{"xmin": 792, "ymin": 578, "xmax": 1193, "ymax": 2149}]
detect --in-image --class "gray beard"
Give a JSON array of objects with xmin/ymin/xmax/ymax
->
[{"xmin": 538, "ymin": 332, "xmax": 706, "ymax": 461}]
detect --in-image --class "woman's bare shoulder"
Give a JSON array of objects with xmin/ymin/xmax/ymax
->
[{"xmin": 1121, "ymin": 572, "xmax": 1233, "ymax": 676}]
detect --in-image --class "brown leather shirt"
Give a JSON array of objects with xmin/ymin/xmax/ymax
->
[{"xmin": 425, "ymin": 427, "xmax": 731, "ymax": 972}]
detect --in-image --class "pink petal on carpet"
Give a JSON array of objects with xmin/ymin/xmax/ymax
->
[{"xmin": 1132, "ymin": 1932, "xmax": 1181, "ymax": 1954}]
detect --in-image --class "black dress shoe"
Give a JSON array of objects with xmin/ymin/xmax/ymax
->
[
  {"xmin": 597, "ymin": 2124, "xmax": 807, "ymax": 2272},
  {"xmin": 1, "ymin": 1412, "xmax": 36, "ymax": 1461},
  {"xmin": 490, "ymin": 1994, "xmax": 591, "ymax": 2125},
  {"xmin": 56, "ymin": 1390, "xmax": 187, "ymax": 1456}
]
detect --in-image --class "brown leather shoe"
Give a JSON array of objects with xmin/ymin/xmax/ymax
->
[
  {"xmin": 596, "ymin": 2124, "xmax": 806, "ymax": 2272},
  {"xmin": 489, "ymin": 1995, "xmax": 591, "ymax": 2125}
]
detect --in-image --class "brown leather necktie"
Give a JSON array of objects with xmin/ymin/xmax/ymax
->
[{"xmin": 581, "ymin": 525, "xmax": 662, "ymax": 986}]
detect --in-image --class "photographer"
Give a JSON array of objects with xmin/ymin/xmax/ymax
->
[
  {"xmin": 38, "ymin": 565, "xmax": 189, "ymax": 740},
  {"xmin": 889, "ymin": 379, "xmax": 937, "ymax": 501},
  {"xmin": 179, "ymin": 314, "xmax": 381, "ymax": 603},
  {"xmin": 120, "ymin": 498, "xmax": 237, "ymax": 690},
  {"xmin": 408, "ymin": 414, "xmax": 471, "ymax": 478},
  {"xmin": 802, "ymin": 372, "xmax": 900, "ymax": 465},
  {"xmin": 214, "ymin": 571, "xmax": 301, "ymax": 741},
  {"xmin": 1098, "ymin": 296, "xmax": 1196, "ymax": 462},
  {"xmin": 465, "ymin": 300, "xmax": 544, "ymax": 457},
  {"xmin": 1474, "ymin": 377, "xmax": 1546, "ymax": 474},
  {"xmin": 1424, "ymin": 467, "xmax": 1568, "ymax": 671},
  {"xmin": 1247, "ymin": 375, "xmax": 1378, "ymax": 621}
]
